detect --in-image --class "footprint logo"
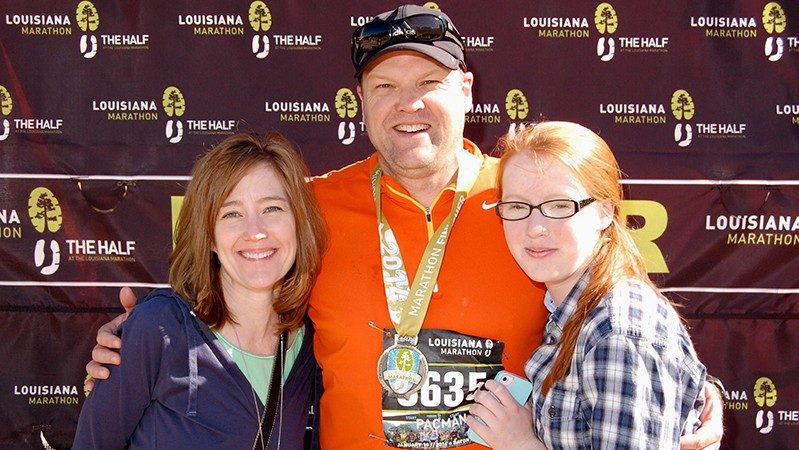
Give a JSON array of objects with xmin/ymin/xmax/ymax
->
[
  {"xmin": 28, "ymin": 187, "xmax": 62, "ymax": 234},
  {"xmin": 0, "ymin": 85, "xmax": 13, "ymax": 116},
  {"xmin": 252, "ymin": 35, "xmax": 270, "ymax": 59},
  {"xmin": 762, "ymin": 3, "xmax": 786, "ymax": 62},
  {"xmin": 34, "ymin": 239, "xmax": 61, "ymax": 275},
  {"xmin": 673, "ymin": 123, "xmax": 693, "ymax": 147},
  {"xmin": 597, "ymin": 37, "xmax": 616, "ymax": 62},
  {"xmin": 764, "ymin": 36, "xmax": 784, "ymax": 62},
  {"xmin": 338, "ymin": 122, "xmax": 355, "ymax": 145},
  {"xmin": 595, "ymin": 3, "xmax": 618, "ymax": 62},
  {"xmin": 335, "ymin": 88, "xmax": 358, "ymax": 145},
  {"xmin": 755, "ymin": 409, "xmax": 774, "ymax": 434},
  {"xmin": 0, "ymin": 119, "xmax": 9, "ymax": 141},
  {"xmin": 670, "ymin": 90, "xmax": 695, "ymax": 121},
  {"xmin": 756, "ymin": 410, "xmax": 774, "ymax": 434},
  {"xmin": 76, "ymin": 1, "xmax": 100, "ymax": 32},
  {"xmin": 166, "ymin": 120, "xmax": 183, "ymax": 144},
  {"xmin": 28, "ymin": 187, "xmax": 62, "ymax": 276},
  {"xmin": 335, "ymin": 88, "xmax": 358, "ymax": 119},
  {"xmin": 754, "ymin": 377, "xmax": 777, "ymax": 408},
  {"xmin": 249, "ymin": 1, "xmax": 272, "ymax": 59},
  {"xmin": 80, "ymin": 34, "xmax": 98, "ymax": 59},
  {"xmin": 248, "ymin": 1, "xmax": 272, "ymax": 32},
  {"xmin": 162, "ymin": 86, "xmax": 186, "ymax": 118},
  {"xmin": 753, "ymin": 377, "xmax": 777, "ymax": 434},
  {"xmin": 76, "ymin": 1, "xmax": 100, "ymax": 59},
  {"xmin": 163, "ymin": 86, "xmax": 186, "ymax": 144},
  {"xmin": 671, "ymin": 89, "xmax": 695, "ymax": 147},
  {"xmin": 505, "ymin": 89, "xmax": 529, "ymax": 121},
  {"xmin": 594, "ymin": 3, "xmax": 618, "ymax": 34},
  {"xmin": 762, "ymin": 2, "xmax": 786, "ymax": 34}
]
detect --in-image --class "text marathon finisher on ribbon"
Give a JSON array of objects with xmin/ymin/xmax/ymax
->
[
  {"xmin": 409, "ymin": 195, "xmax": 465, "ymax": 316},
  {"xmin": 410, "ymin": 226, "xmax": 451, "ymax": 316}
]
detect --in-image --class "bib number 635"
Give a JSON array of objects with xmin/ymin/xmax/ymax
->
[{"xmin": 397, "ymin": 370, "xmax": 488, "ymax": 408}]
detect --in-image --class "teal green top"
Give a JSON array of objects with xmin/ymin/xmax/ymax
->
[{"xmin": 212, "ymin": 325, "xmax": 304, "ymax": 404}]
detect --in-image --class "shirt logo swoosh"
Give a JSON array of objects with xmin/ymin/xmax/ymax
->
[{"xmin": 481, "ymin": 201, "xmax": 498, "ymax": 210}]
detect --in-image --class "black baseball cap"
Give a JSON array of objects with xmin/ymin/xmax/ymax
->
[{"xmin": 351, "ymin": 4, "xmax": 466, "ymax": 77}]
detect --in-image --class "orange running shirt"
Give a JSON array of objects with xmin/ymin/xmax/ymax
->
[{"xmin": 309, "ymin": 140, "xmax": 547, "ymax": 449}]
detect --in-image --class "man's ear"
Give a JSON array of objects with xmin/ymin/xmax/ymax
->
[{"xmin": 461, "ymin": 71, "xmax": 474, "ymax": 114}]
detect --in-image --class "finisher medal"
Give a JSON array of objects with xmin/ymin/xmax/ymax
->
[
  {"xmin": 371, "ymin": 152, "xmax": 479, "ymax": 404},
  {"xmin": 377, "ymin": 335, "xmax": 428, "ymax": 399}
]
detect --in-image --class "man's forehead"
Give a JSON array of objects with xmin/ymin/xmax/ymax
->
[{"xmin": 361, "ymin": 50, "xmax": 457, "ymax": 78}]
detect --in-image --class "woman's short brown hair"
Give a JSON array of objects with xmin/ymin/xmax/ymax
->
[{"xmin": 169, "ymin": 132, "xmax": 327, "ymax": 333}]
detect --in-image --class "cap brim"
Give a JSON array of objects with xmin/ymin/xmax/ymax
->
[{"xmin": 355, "ymin": 42, "xmax": 462, "ymax": 77}]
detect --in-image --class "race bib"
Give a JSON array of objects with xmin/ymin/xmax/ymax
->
[{"xmin": 381, "ymin": 328, "xmax": 504, "ymax": 448}]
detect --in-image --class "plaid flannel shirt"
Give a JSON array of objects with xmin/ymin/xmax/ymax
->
[{"xmin": 524, "ymin": 271, "xmax": 706, "ymax": 449}]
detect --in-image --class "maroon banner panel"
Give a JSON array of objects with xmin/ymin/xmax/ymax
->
[{"xmin": 1, "ymin": 1, "xmax": 798, "ymax": 448}]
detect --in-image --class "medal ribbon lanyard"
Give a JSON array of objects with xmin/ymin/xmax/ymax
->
[{"xmin": 370, "ymin": 150, "xmax": 481, "ymax": 341}]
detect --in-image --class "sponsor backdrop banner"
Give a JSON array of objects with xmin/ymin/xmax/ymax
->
[{"xmin": 1, "ymin": 1, "xmax": 797, "ymax": 448}]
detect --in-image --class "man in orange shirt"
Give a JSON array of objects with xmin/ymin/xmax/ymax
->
[
  {"xmin": 87, "ymin": 4, "xmax": 723, "ymax": 449},
  {"xmin": 303, "ymin": 5, "xmax": 549, "ymax": 447}
]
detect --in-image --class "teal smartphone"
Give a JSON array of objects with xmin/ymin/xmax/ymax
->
[{"xmin": 467, "ymin": 370, "xmax": 533, "ymax": 446}]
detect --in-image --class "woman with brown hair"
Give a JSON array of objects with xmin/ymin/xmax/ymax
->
[
  {"xmin": 467, "ymin": 121, "xmax": 707, "ymax": 449},
  {"xmin": 74, "ymin": 132, "xmax": 327, "ymax": 449}
]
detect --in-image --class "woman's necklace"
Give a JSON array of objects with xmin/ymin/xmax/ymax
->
[{"xmin": 232, "ymin": 325, "xmax": 272, "ymax": 450}]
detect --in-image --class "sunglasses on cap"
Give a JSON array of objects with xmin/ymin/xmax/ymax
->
[{"xmin": 351, "ymin": 14, "xmax": 464, "ymax": 67}]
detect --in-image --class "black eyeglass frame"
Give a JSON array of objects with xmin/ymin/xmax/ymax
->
[
  {"xmin": 494, "ymin": 198, "xmax": 596, "ymax": 221},
  {"xmin": 351, "ymin": 14, "xmax": 464, "ymax": 68}
]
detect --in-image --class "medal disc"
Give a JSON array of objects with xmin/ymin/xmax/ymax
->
[{"xmin": 376, "ymin": 341, "xmax": 428, "ymax": 399}]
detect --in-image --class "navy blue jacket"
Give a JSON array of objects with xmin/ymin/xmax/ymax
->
[{"xmin": 74, "ymin": 289, "xmax": 319, "ymax": 449}]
